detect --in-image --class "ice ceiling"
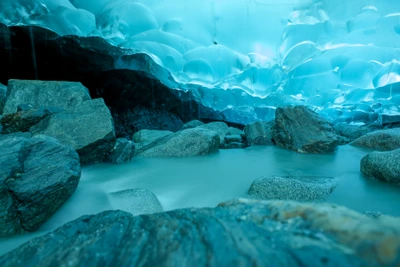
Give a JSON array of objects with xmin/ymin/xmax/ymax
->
[{"xmin": 1, "ymin": 0, "xmax": 400, "ymax": 123}]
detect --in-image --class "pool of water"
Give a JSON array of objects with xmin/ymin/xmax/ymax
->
[{"xmin": 1, "ymin": 144, "xmax": 400, "ymax": 255}]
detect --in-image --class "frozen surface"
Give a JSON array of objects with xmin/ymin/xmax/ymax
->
[{"xmin": 1, "ymin": 0, "xmax": 400, "ymax": 123}]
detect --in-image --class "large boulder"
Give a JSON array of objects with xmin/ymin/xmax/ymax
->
[
  {"xmin": 351, "ymin": 128, "xmax": 400, "ymax": 151},
  {"xmin": 244, "ymin": 121, "xmax": 274, "ymax": 146},
  {"xmin": 2, "ymin": 80, "xmax": 91, "ymax": 115},
  {"xmin": 108, "ymin": 188, "xmax": 163, "ymax": 216},
  {"xmin": 136, "ymin": 128, "xmax": 220, "ymax": 158},
  {"xmin": 182, "ymin": 120, "xmax": 204, "ymax": 130},
  {"xmin": 104, "ymin": 138, "xmax": 135, "ymax": 164},
  {"xmin": 0, "ymin": 134, "xmax": 81, "ymax": 237},
  {"xmin": 360, "ymin": 149, "xmax": 400, "ymax": 186},
  {"xmin": 30, "ymin": 98, "xmax": 116, "ymax": 164},
  {"xmin": 272, "ymin": 106, "xmax": 339, "ymax": 153},
  {"xmin": 248, "ymin": 176, "xmax": 337, "ymax": 201},
  {"xmin": 197, "ymin": 121, "xmax": 230, "ymax": 146},
  {"xmin": 1, "ymin": 199, "xmax": 400, "ymax": 266},
  {"xmin": 132, "ymin": 129, "xmax": 173, "ymax": 143},
  {"xmin": 0, "ymin": 83, "xmax": 6, "ymax": 114}
]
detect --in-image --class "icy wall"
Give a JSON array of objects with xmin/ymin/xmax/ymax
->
[{"xmin": 1, "ymin": 0, "xmax": 400, "ymax": 124}]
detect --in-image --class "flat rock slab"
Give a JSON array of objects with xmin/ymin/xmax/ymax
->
[
  {"xmin": 361, "ymin": 148, "xmax": 400, "ymax": 186},
  {"xmin": 351, "ymin": 128, "xmax": 400, "ymax": 151},
  {"xmin": 108, "ymin": 188, "xmax": 163, "ymax": 216},
  {"xmin": 272, "ymin": 106, "xmax": 339, "ymax": 153},
  {"xmin": 2, "ymin": 80, "xmax": 91, "ymax": 115},
  {"xmin": 0, "ymin": 134, "xmax": 81, "ymax": 237},
  {"xmin": 30, "ymin": 98, "xmax": 116, "ymax": 164},
  {"xmin": 1, "ymin": 199, "xmax": 400, "ymax": 266},
  {"xmin": 248, "ymin": 176, "xmax": 337, "ymax": 201},
  {"xmin": 136, "ymin": 128, "xmax": 220, "ymax": 158}
]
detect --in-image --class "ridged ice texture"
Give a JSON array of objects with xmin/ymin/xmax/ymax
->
[{"xmin": 1, "ymin": 0, "xmax": 400, "ymax": 124}]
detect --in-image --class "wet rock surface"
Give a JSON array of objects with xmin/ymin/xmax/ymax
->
[
  {"xmin": 197, "ymin": 121, "xmax": 230, "ymax": 147},
  {"xmin": 244, "ymin": 121, "xmax": 274, "ymax": 146},
  {"xmin": 105, "ymin": 138, "xmax": 134, "ymax": 164},
  {"xmin": 351, "ymin": 128, "xmax": 400, "ymax": 151},
  {"xmin": 272, "ymin": 106, "xmax": 339, "ymax": 153},
  {"xmin": 0, "ymin": 134, "xmax": 81, "ymax": 237},
  {"xmin": 132, "ymin": 129, "xmax": 173, "ymax": 143},
  {"xmin": 334, "ymin": 122, "xmax": 380, "ymax": 143},
  {"xmin": 361, "ymin": 148, "xmax": 400, "ymax": 186},
  {"xmin": 1, "ymin": 199, "xmax": 400, "ymax": 266},
  {"xmin": 248, "ymin": 176, "xmax": 337, "ymax": 201},
  {"xmin": 182, "ymin": 120, "xmax": 204, "ymax": 130}
]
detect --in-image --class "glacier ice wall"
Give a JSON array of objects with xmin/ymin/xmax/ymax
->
[{"xmin": 1, "ymin": 0, "xmax": 400, "ymax": 124}]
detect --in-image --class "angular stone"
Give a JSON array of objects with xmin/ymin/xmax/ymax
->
[
  {"xmin": 132, "ymin": 129, "xmax": 173, "ymax": 143},
  {"xmin": 2, "ymin": 80, "xmax": 91, "ymax": 115},
  {"xmin": 30, "ymin": 98, "xmax": 116, "ymax": 164},
  {"xmin": 105, "ymin": 138, "xmax": 134, "ymax": 164},
  {"xmin": 0, "ymin": 134, "xmax": 80, "ymax": 237},
  {"xmin": 244, "ymin": 121, "xmax": 274, "ymax": 146},
  {"xmin": 360, "ymin": 149, "xmax": 400, "ymax": 186},
  {"xmin": 182, "ymin": 120, "xmax": 204, "ymax": 130},
  {"xmin": 351, "ymin": 128, "xmax": 400, "ymax": 151},
  {"xmin": 272, "ymin": 106, "xmax": 339, "ymax": 153},
  {"xmin": 136, "ymin": 128, "xmax": 220, "ymax": 158},
  {"xmin": 248, "ymin": 176, "xmax": 337, "ymax": 201},
  {"xmin": 334, "ymin": 122, "xmax": 379, "ymax": 142},
  {"xmin": 1, "ymin": 199, "xmax": 400, "ymax": 266},
  {"xmin": 108, "ymin": 188, "xmax": 163, "ymax": 216}
]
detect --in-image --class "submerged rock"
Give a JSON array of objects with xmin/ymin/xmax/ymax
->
[
  {"xmin": 182, "ymin": 120, "xmax": 204, "ymax": 130},
  {"xmin": 244, "ymin": 121, "xmax": 274, "ymax": 146},
  {"xmin": 1, "ymin": 199, "xmax": 400, "ymax": 266},
  {"xmin": 248, "ymin": 176, "xmax": 337, "ymax": 201},
  {"xmin": 351, "ymin": 128, "xmax": 400, "ymax": 151},
  {"xmin": 136, "ymin": 128, "xmax": 220, "ymax": 158},
  {"xmin": 2, "ymin": 80, "xmax": 90, "ymax": 115},
  {"xmin": 108, "ymin": 188, "xmax": 163, "ymax": 216},
  {"xmin": 132, "ymin": 129, "xmax": 173, "ymax": 143},
  {"xmin": 272, "ymin": 106, "xmax": 339, "ymax": 153},
  {"xmin": 105, "ymin": 138, "xmax": 134, "ymax": 164},
  {"xmin": 360, "ymin": 148, "xmax": 400, "ymax": 186},
  {"xmin": 31, "ymin": 98, "xmax": 116, "ymax": 164},
  {"xmin": 0, "ymin": 83, "xmax": 6, "ymax": 114},
  {"xmin": 0, "ymin": 134, "xmax": 81, "ymax": 237}
]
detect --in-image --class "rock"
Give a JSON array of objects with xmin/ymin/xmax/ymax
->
[
  {"xmin": 334, "ymin": 122, "xmax": 379, "ymax": 142},
  {"xmin": 244, "ymin": 121, "xmax": 274, "ymax": 146},
  {"xmin": 228, "ymin": 127, "xmax": 244, "ymax": 136},
  {"xmin": 0, "ymin": 106, "xmax": 62, "ymax": 134},
  {"xmin": 197, "ymin": 121, "xmax": 230, "ymax": 146},
  {"xmin": 132, "ymin": 129, "xmax": 173, "ymax": 143},
  {"xmin": 136, "ymin": 128, "xmax": 220, "ymax": 158},
  {"xmin": 360, "ymin": 149, "xmax": 400, "ymax": 186},
  {"xmin": 2, "ymin": 199, "xmax": 400, "ymax": 266},
  {"xmin": 2, "ymin": 80, "xmax": 91, "ymax": 115},
  {"xmin": 364, "ymin": 211, "xmax": 384, "ymax": 219},
  {"xmin": 272, "ymin": 106, "xmax": 339, "ymax": 153},
  {"xmin": 108, "ymin": 188, "xmax": 163, "ymax": 216},
  {"xmin": 248, "ymin": 176, "xmax": 337, "ymax": 201},
  {"xmin": 223, "ymin": 142, "xmax": 247, "ymax": 149},
  {"xmin": 224, "ymin": 135, "xmax": 243, "ymax": 144},
  {"xmin": 351, "ymin": 128, "xmax": 400, "ymax": 151},
  {"xmin": 182, "ymin": 120, "xmax": 204, "ymax": 129},
  {"xmin": 0, "ymin": 134, "xmax": 80, "ymax": 237},
  {"xmin": 379, "ymin": 114, "xmax": 400, "ymax": 128},
  {"xmin": 30, "ymin": 98, "xmax": 116, "ymax": 164},
  {"xmin": 105, "ymin": 138, "xmax": 134, "ymax": 164},
  {"xmin": 0, "ymin": 83, "xmax": 6, "ymax": 114}
]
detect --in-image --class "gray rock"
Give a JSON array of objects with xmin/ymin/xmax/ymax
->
[
  {"xmin": 379, "ymin": 114, "xmax": 400, "ymax": 128},
  {"xmin": 360, "ymin": 148, "xmax": 400, "ymax": 186},
  {"xmin": 248, "ymin": 176, "xmax": 337, "ymax": 201},
  {"xmin": 351, "ymin": 128, "xmax": 400, "ymax": 151},
  {"xmin": 244, "ymin": 121, "xmax": 274, "ymax": 146},
  {"xmin": 136, "ymin": 128, "xmax": 220, "ymax": 158},
  {"xmin": 224, "ymin": 135, "xmax": 242, "ymax": 144},
  {"xmin": 228, "ymin": 127, "xmax": 244, "ymax": 136},
  {"xmin": 0, "ymin": 83, "xmax": 6, "ymax": 114},
  {"xmin": 30, "ymin": 98, "xmax": 116, "ymax": 164},
  {"xmin": 105, "ymin": 138, "xmax": 134, "ymax": 164},
  {"xmin": 0, "ymin": 106, "xmax": 62, "ymax": 134},
  {"xmin": 132, "ymin": 129, "xmax": 173, "ymax": 143},
  {"xmin": 2, "ymin": 199, "xmax": 400, "ymax": 266},
  {"xmin": 0, "ymin": 134, "xmax": 80, "ymax": 237},
  {"xmin": 182, "ymin": 120, "xmax": 204, "ymax": 129},
  {"xmin": 272, "ymin": 106, "xmax": 339, "ymax": 153},
  {"xmin": 108, "ymin": 188, "xmax": 163, "ymax": 216},
  {"xmin": 3, "ymin": 80, "xmax": 91, "ymax": 115},
  {"xmin": 223, "ymin": 142, "xmax": 247, "ymax": 149},
  {"xmin": 197, "ymin": 121, "xmax": 230, "ymax": 146},
  {"xmin": 334, "ymin": 122, "xmax": 379, "ymax": 142}
]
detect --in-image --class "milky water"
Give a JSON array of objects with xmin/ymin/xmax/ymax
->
[{"xmin": 1, "ymin": 145, "xmax": 400, "ymax": 256}]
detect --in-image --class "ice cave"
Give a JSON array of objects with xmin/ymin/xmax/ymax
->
[{"xmin": 0, "ymin": 0, "xmax": 400, "ymax": 266}]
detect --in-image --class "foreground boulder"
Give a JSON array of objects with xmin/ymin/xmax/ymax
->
[
  {"xmin": 361, "ymin": 149, "xmax": 400, "ymax": 186},
  {"xmin": 31, "ymin": 98, "xmax": 116, "ymax": 164},
  {"xmin": 108, "ymin": 188, "xmax": 163, "ymax": 216},
  {"xmin": 0, "ymin": 134, "xmax": 81, "ymax": 237},
  {"xmin": 2, "ymin": 80, "xmax": 90, "ymax": 115},
  {"xmin": 244, "ymin": 121, "xmax": 274, "ymax": 146},
  {"xmin": 1, "ymin": 199, "xmax": 400, "ymax": 266},
  {"xmin": 105, "ymin": 138, "xmax": 134, "ymax": 164},
  {"xmin": 248, "ymin": 176, "xmax": 337, "ymax": 201},
  {"xmin": 136, "ymin": 128, "xmax": 220, "ymax": 158},
  {"xmin": 351, "ymin": 128, "xmax": 400, "ymax": 151},
  {"xmin": 272, "ymin": 106, "xmax": 339, "ymax": 153}
]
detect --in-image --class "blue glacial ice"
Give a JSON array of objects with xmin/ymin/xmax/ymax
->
[{"xmin": 1, "ymin": 0, "xmax": 400, "ymax": 124}]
